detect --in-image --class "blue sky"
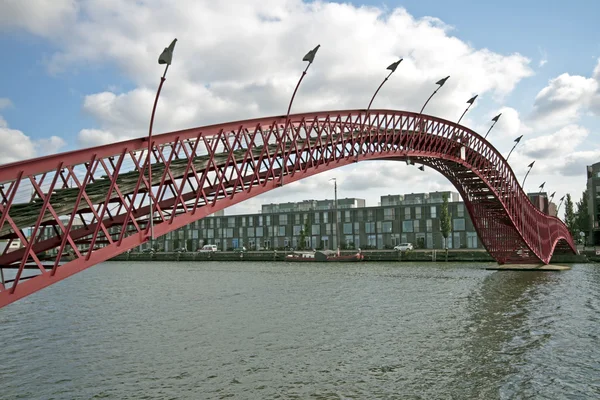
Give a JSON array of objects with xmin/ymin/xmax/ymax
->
[{"xmin": 0, "ymin": 0, "xmax": 599, "ymax": 211}]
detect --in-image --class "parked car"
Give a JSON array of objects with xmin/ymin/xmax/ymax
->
[
  {"xmin": 198, "ymin": 244, "xmax": 218, "ymax": 252},
  {"xmin": 394, "ymin": 243, "xmax": 414, "ymax": 252},
  {"xmin": 234, "ymin": 246, "xmax": 247, "ymax": 253}
]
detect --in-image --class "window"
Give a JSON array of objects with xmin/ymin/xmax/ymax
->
[
  {"xmin": 430, "ymin": 206, "xmax": 437, "ymax": 218},
  {"xmin": 256, "ymin": 227, "xmax": 263, "ymax": 237},
  {"xmin": 343, "ymin": 223, "xmax": 353, "ymax": 234},
  {"xmin": 228, "ymin": 217, "xmax": 235, "ymax": 227},
  {"xmin": 354, "ymin": 222, "xmax": 359, "ymax": 234},
  {"xmin": 312, "ymin": 224, "xmax": 320, "ymax": 235},
  {"xmin": 426, "ymin": 219, "xmax": 432, "ymax": 232},
  {"xmin": 280, "ymin": 214, "xmax": 288, "ymax": 225},
  {"xmin": 345, "ymin": 210, "xmax": 351, "ymax": 222},
  {"xmin": 225, "ymin": 228, "xmax": 234, "ymax": 238},
  {"xmin": 382, "ymin": 221, "xmax": 392, "ymax": 233},
  {"xmin": 467, "ymin": 232, "xmax": 478, "ymax": 248},
  {"xmin": 415, "ymin": 207, "xmax": 422, "ymax": 219},
  {"xmin": 365, "ymin": 221, "xmax": 376, "ymax": 233},
  {"xmin": 266, "ymin": 215, "xmax": 271, "ymax": 225},
  {"xmin": 368, "ymin": 235, "xmax": 377, "ymax": 247},
  {"xmin": 192, "ymin": 230, "xmax": 199, "ymax": 239},
  {"xmin": 426, "ymin": 233, "xmax": 433, "ymax": 249},
  {"xmin": 247, "ymin": 227, "xmax": 255, "ymax": 237},
  {"xmin": 207, "ymin": 229, "xmax": 214, "ymax": 238},
  {"xmin": 413, "ymin": 220, "xmax": 420, "ymax": 232},
  {"xmin": 208, "ymin": 219, "xmax": 214, "ymax": 228},
  {"xmin": 314, "ymin": 212, "xmax": 320, "ymax": 224},
  {"xmin": 402, "ymin": 220, "xmax": 413, "ymax": 232},
  {"xmin": 457, "ymin": 204, "xmax": 465, "ymax": 218},
  {"xmin": 278, "ymin": 226, "xmax": 286, "ymax": 236},
  {"xmin": 295, "ymin": 214, "xmax": 300, "ymax": 224},
  {"xmin": 367, "ymin": 209, "xmax": 374, "ymax": 220},
  {"xmin": 293, "ymin": 225, "xmax": 302, "ymax": 235},
  {"xmin": 453, "ymin": 218, "xmax": 465, "ymax": 231},
  {"xmin": 384, "ymin": 208, "xmax": 395, "ymax": 220},
  {"xmin": 258, "ymin": 216, "xmax": 263, "ymax": 226},
  {"xmin": 356, "ymin": 210, "xmax": 364, "ymax": 221},
  {"xmin": 241, "ymin": 217, "xmax": 246, "ymax": 227},
  {"xmin": 453, "ymin": 232, "xmax": 461, "ymax": 248},
  {"xmin": 404, "ymin": 207, "xmax": 411, "ymax": 220},
  {"xmin": 200, "ymin": 219, "xmax": 205, "ymax": 229},
  {"xmin": 323, "ymin": 212, "xmax": 329, "ymax": 223},
  {"xmin": 248, "ymin": 217, "xmax": 254, "ymax": 227},
  {"xmin": 325, "ymin": 224, "xmax": 332, "ymax": 235}
]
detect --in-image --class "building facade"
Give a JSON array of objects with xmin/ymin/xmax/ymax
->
[
  {"xmin": 586, "ymin": 162, "xmax": 600, "ymax": 244},
  {"xmin": 136, "ymin": 191, "xmax": 484, "ymax": 252}
]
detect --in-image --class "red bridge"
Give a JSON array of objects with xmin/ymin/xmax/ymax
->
[{"xmin": 0, "ymin": 109, "xmax": 576, "ymax": 308}]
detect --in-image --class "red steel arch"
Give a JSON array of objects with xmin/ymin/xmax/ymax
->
[{"xmin": 0, "ymin": 109, "xmax": 576, "ymax": 308}]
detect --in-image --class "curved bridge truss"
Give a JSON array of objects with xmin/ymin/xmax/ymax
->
[{"xmin": 0, "ymin": 109, "xmax": 576, "ymax": 307}]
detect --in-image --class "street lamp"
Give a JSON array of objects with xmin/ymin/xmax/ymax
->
[
  {"xmin": 456, "ymin": 95, "xmax": 478, "ymax": 125},
  {"xmin": 329, "ymin": 178, "xmax": 340, "ymax": 254},
  {"xmin": 506, "ymin": 135, "xmax": 523, "ymax": 161},
  {"xmin": 484, "ymin": 113, "xmax": 502, "ymax": 139},
  {"xmin": 521, "ymin": 160, "xmax": 535, "ymax": 189},
  {"xmin": 366, "ymin": 59, "xmax": 403, "ymax": 114},
  {"xmin": 147, "ymin": 38, "xmax": 177, "ymax": 241},
  {"xmin": 557, "ymin": 195, "xmax": 566, "ymax": 213},
  {"xmin": 409, "ymin": 76, "xmax": 449, "ymax": 149},
  {"xmin": 419, "ymin": 76, "xmax": 450, "ymax": 116},
  {"xmin": 280, "ymin": 44, "xmax": 320, "ymax": 186}
]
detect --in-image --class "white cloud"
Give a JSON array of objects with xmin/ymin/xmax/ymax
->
[
  {"xmin": 0, "ymin": 0, "xmax": 78, "ymax": 36},
  {"xmin": 4, "ymin": 1, "xmax": 530, "ymax": 145},
  {"xmin": 0, "ymin": 116, "xmax": 67, "ymax": 165},
  {"xmin": 520, "ymin": 125, "xmax": 588, "ymax": 159},
  {"xmin": 529, "ymin": 59, "xmax": 600, "ymax": 127},
  {"xmin": 78, "ymin": 128, "xmax": 134, "ymax": 148}
]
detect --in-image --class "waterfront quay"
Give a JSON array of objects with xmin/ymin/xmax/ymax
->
[{"xmin": 111, "ymin": 248, "xmax": 587, "ymax": 264}]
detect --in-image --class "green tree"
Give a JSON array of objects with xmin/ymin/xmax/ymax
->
[
  {"xmin": 564, "ymin": 193, "xmax": 576, "ymax": 237},
  {"xmin": 440, "ymin": 193, "xmax": 451, "ymax": 249},
  {"xmin": 575, "ymin": 189, "xmax": 590, "ymax": 244},
  {"xmin": 298, "ymin": 216, "xmax": 310, "ymax": 250}
]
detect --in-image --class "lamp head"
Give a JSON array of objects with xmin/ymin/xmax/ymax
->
[
  {"xmin": 158, "ymin": 38, "xmax": 178, "ymax": 65},
  {"xmin": 436, "ymin": 76, "xmax": 450, "ymax": 86},
  {"xmin": 466, "ymin": 95, "xmax": 478, "ymax": 104},
  {"xmin": 492, "ymin": 113, "xmax": 502, "ymax": 122},
  {"xmin": 387, "ymin": 59, "xmax": 403, "ymax": 73},
  {"xmin": 418, "ymin": 165, "xmax": 425, "ymax": 171},
  {"xmin": 514, "ymin": 135, "xmax": 523, "ymax": 143},
  {"xmin": 302, "ymin": 44, "xmax": 321, "ymax": 64},
  {"xmin": 528, "ymin": 161, "xmax": 535, "ymax": 168}
]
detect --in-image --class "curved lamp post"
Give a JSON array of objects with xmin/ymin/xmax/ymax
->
[
  {"xmin": 280, "ymin": 44, "xmax": 320, "ymax": 186},
  {"xmin": 147, "ymin": 38, "xmax": 177, "ymax": 241},
  {"xmin": 506, "ymin": 135, "xmax": 522, "ymax": 161},
  {"xmin": 457, "ymin": 95, "xmax": 478, "ymax": 125},
  {"xmin": 538, "ymin": 181, "xmax": 546, "ymax": 195},
  {"xmin": 484, "ymin": 113, "xmax": 502, "ymax": 139},
  {"xmin": 366, "ymin": 59, "xmax": 403, "ymax": 113},
  {"xmin": 419, "ymin": 76, "xmax": 450, "ymax": 116},
  {"xmin": 409, "ymin": 76, "xmax": 449, "ymax": 153},
  {"xmin": 557, "ymin": 195, "xmax": 566, "ymax": 213},
  {"xmin": 521, "ymin": 160, "xmax": 535, "ymax": 189}
]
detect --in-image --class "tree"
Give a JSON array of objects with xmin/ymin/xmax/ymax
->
[
  {"xmin": 564, "ymin": 193, "xmax": 576, "ymax": 238},
  {"xmin": 298, "ymin": 216, "xmax": 310, "ymax": 250},
  {"xmin": 440, "ymin": 193, "xmax": 451, "ymax": 249},
  {"xmin": 575, "ymin": 189, "xmax": 590, "ymax": 243}
]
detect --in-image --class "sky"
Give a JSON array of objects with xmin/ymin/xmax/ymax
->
[{"xmin": 0, "ymin": 0, "xmax": 599, "ymax": 215}]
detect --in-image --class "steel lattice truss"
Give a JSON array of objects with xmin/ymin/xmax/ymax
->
[{"xmin": 0, "ymin": 109, "xmax": 576, "ymax": 307}]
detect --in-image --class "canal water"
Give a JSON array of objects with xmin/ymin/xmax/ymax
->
[{"xmin": 1, "ymin": 261, "xmax": 599, "ymax": 399}]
